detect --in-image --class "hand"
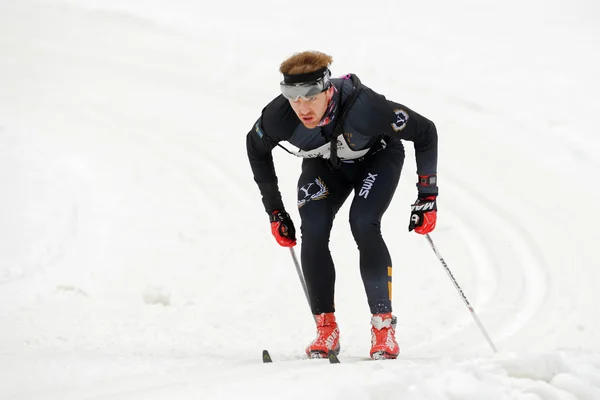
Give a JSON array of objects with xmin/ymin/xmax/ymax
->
[
  {"xmin": 408, "ymin": 196, "xmax": 437, "ymax": 235},
  {"xmin": 270, "ymin": 210, "xmax": 297, "ymax": 247}
]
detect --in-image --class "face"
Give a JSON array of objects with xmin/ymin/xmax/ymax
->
[{"xmin": 288, "ymin": 87, "xmax": 334, "ymax": 129}]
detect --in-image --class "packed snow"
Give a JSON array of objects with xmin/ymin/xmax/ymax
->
[{"xmin": 1, "ymin": 0, "xmax": 600, "ymax": 399}]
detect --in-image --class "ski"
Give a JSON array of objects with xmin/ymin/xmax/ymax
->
[
  {"xmin": 262, "ymin": 349, "xmax": 272, "ymax": 363},
  {"xmin": 262, "ymin": 349, "xmax": 341, "ymax": 364},
  {"xmin": 328, "ymin": 351, "xmax": 341, "ymax": 364}
]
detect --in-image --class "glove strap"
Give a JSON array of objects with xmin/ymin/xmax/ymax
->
[
  {"xmin": 418, "ymin": 174, "xmax": 437, "ymax": 186},
  {"xmin": 417, "ymin": 174, "xmax": 438, "ymax": 198}
]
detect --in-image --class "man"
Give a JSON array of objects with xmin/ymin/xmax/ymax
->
[{"xmin": 246, "ymin": 51, "xmax": 438, "ymax": 360}]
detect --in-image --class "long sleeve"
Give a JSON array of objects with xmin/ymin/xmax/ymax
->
[
  {"xmin": 385, "ymin": 100, "xmax": 438, "ymax": 197},
  {"xmin": 246, "ymin": 119, "xmax": 284, "ymax": 212},
  {"xmin": 388, "ymin": 102, "xmax": 437, "ymax": 171}
]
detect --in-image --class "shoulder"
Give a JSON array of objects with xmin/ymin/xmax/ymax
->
[
  {"xmin": 260, "ymin": 95, "xmax": 300, "ymax": 140},
  {"xmin": 331, "ymin": 74, "xmax": 361, "ymax": 105},
  {"xmin": 343, "ymin": 78, "xmax": 396, "ymax": 134}
]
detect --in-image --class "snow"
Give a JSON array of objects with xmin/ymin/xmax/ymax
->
[{"xmin": 1, "ymin": 0, "xmax": 600, "ymax": 398}]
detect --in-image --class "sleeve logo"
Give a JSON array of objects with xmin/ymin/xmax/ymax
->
[
  {"xmin": 254, "ymin": 123, "xmax": 264, "ymax": 138},
  {"xmin": 391, "ymin": 109, "xmax": 409, "ymax": 132}
]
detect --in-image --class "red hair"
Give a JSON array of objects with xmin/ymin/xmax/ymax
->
[{"xmin": 279, "ymin": 51, "xmax": 333, "ymax": 75}]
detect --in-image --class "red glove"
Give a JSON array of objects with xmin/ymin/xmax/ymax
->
[
  {"xmin": 270, "ymin": 210, "xmax": 297, "ymax": 247},
  {"xmin": 408, "ymin": 196, "xmax": 437, "ymax": 235}
]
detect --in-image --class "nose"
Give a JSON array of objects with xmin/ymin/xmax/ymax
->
[{"xmin": 297, "ymin": 99, "xmax": 311, "ymax": 114}]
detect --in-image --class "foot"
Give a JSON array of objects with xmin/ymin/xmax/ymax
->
[
  {"xmin": 369, "ymin": 313, "xmax": 399, "ymax": 359},
  {"xmin": 305, "ymin": 313, "xmax": 340, "ymax": 358}
]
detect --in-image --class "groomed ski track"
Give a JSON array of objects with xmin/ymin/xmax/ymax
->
[{"xmin": 1, "ymin": 1, "xmax": 599, "ymax": 399}]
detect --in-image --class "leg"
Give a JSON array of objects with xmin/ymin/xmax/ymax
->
[
  {"xmin": 298, "ymin": 158, "xmax": 352, "ymax": 315},
  {"xmin": 349, "ymin": 144, "xmax": 404, "ymax": 314}
]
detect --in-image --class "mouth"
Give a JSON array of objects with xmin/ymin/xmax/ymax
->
[{"xmin": 301, "ymin": 115, "xmax": 314, "ymax": 123}]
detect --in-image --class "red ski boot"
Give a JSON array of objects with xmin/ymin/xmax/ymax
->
[
  {"xmin": 305, "ymin": 313, "xmax": 340, "ymax": 358},
  {"xmin": 370, "ymin": 313, "xmax": 399, "ymax": 359}
]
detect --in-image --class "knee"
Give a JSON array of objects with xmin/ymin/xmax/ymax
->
[
  {"xmin": 350, "ymin": 215, "xmax": 381, "ymax": 242},
  {"xmin": 300, "ymin": 217, "xmax": 333, "ymax": 244}
]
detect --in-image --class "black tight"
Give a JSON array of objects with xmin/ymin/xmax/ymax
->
[{"xmin": 297, "ymin": 144, "xmax": 404, "ymax": 314}]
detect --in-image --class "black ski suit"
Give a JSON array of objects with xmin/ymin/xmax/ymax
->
[{"xmin": 246, "ymin": 74, "xmax": 438, "ymax": 315}]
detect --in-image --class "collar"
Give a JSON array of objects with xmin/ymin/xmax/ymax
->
[{"xmin": 317, "ymin": 86, "xmax": 339, "ymax": 127}]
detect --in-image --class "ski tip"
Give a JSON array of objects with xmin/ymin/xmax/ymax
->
[
  {"xmin": 328, "ymin": 351, "xmax": 340, "ymax": 364},
  {"xmin": 262, "ymin": 349, "xmax": 273, "ymax": 363}
]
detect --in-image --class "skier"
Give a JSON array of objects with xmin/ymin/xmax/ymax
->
[{"xmin": 246, "ymin": 51, "xmax": 438, "ymax": 360}]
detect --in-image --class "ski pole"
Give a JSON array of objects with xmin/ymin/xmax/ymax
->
[
  {"xmin": 424, "ymin": 233, "xmax": 498, "ymax": 353},
  {"xmin": 289, "ymin": 247, "xmax": 317, "ymax": 324}
]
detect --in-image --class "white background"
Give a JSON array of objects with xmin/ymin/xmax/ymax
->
[{"xmin": 1, "ymin": 0, "xmax": 599, "ymax": 398}]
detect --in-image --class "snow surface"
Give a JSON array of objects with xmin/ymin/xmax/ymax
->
[{"xmin": 1, "ymin": 0, "xmax": 600, "ymax": 399}]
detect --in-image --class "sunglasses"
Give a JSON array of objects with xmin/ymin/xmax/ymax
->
[{"xmin": 280, "ymin": 73, "xmax": 331, "ymax": 101}]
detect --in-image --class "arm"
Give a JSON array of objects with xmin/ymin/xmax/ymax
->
[
  {"xmin": 246, "ymin": 95, "xmax": 299, "ymax": 212},
  {"xmin": 353, "ymin": 85, "xmax": 439, "ymax": 234},
  {"xmin": 379, "ymin": 98, "xmax": 439, "ymax": 234},
  {"xmin": 385, "ymin": 99, "xmax": 438, "ymax": 197},
  {"xmin": 246, "ymin": 98, "xmax": 299, "ymax": 247},
  {"xmin": 246, "ymin": 118, "xmax": 284, "ymax": 213}
]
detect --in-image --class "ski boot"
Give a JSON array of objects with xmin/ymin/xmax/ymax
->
[
  {"xmin": 305, "ymin": 312, "xmax": 340, "ymax": 359},
  {"xmin": 370, "ymin": 312, "xmax": 399, "ymax": 359}
]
